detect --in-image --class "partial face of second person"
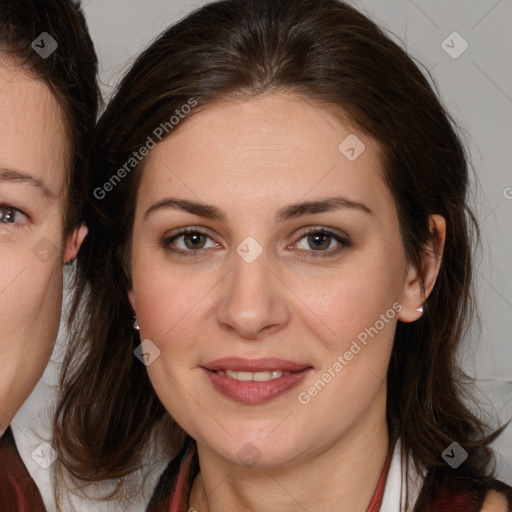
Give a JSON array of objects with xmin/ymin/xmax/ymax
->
[
  {"xmin": 128, "ymin": 93, "xmax": 444, "ymax": 469},
  {"xmin": 0, "ymin": 59, "xmax": 85, "ymax": 434}
]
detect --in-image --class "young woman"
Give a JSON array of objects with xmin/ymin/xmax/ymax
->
[
  {"xmin": 54, "ymin": 0, "xmax": 511, "ymax": 510},
  {"xmin": 0, "ymin": 0, "xmax": 99, "ymax": 509}
]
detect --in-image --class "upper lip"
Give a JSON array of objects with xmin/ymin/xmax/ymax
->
[{"xmin": 201, "ymin": 357, "xmax": 311, "ymax": 372}]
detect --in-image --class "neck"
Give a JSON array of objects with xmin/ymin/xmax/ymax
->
[{"xmin": 189, "ymin": 389, "xmax": 390, "ymax": 512}]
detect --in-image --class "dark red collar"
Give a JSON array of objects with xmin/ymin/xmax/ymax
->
[
  {"xmin": 365, "ymin": 442, "xmax": 394, "ymax": 511},
  {"xmin": 0, "ymin": 426, "xmax": 46, "ymax": 511}
]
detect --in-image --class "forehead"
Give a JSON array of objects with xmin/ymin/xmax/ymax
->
[
  {"xmin": 0, "ymin": 59, "xmax": 69, "ymax": 195},
  {"xmin": 140, "ymin": 93, "xmax": 392, "ymax": 216}
]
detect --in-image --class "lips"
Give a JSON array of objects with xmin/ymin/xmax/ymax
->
[{"xmin": 201, "ymin": 357, "xmax": 312, "ymax": 404}]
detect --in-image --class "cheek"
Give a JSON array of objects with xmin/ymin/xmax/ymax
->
[
  {"xmin": 293, "ymin": 276, "xmax": 400, "ymax": 440},
  {"xmin": 130, "ymin": 242, "xmax": 222, "ymax": 343},
  {"xmin": 0, "ymin": 245, "xmax": 64, "ymax": 413},
  {"xmin": 291, "ymin": 258, "xmax": 403, "ymax": 347},
  {"xmin": 0, "ymin": 233, "xmax": 64, "ymax": 339},
  {"xmin": 133, "ymin": 272, "xmax": 205, "ymax": 341},
  {"xmin": 0, "ymin": 264, "xmax": 63, "ymax": 428},
  {"xmin": 2, "ymin": 263, "xmax": 62, "ymax": 334}
]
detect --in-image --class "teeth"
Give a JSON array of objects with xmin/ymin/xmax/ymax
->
[{"xmin": 219, "ymin": 370, "xmax": 291, "ymax": 381}]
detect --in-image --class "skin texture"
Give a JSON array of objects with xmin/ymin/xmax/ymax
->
[
  {"xmin": 128, "ymin": 93, "xmax": 446, "ymax": 511},
  {"xmin": 481, "ymin": 491, "xmax": 510, "ymax": 512},
  {"xmin": 0, "ymin": 60, "xmax": 86, "ymax": 435}
]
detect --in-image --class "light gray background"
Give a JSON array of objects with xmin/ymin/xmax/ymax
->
[{"xmin": 13, "ymin": 1, "xmax": 512, "ymax": 510}]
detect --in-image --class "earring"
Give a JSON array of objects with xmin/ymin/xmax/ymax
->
[
  {"xmin": 416, "ymin": 306, "xmax": 424, "ymax": 314},
  {"xmin": 133, "ymin": 316, "xmax": 140, "ymax": 330}
]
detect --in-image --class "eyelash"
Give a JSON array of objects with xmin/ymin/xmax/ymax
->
[{"xmin": 162, "ymin": 227, "xmax": 350, "ymax": 259}]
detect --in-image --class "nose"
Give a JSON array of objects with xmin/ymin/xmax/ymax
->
[{"xmin": 216, "ymin": 244, "xmax": 291, "ymax": 340}]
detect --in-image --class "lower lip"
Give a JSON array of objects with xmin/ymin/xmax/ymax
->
[{"xmin": 202, "ymin": 368, "xmax": 312, "ymax": 404}]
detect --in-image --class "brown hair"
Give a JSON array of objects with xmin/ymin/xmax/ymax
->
[
  {"xmin": 0, "ymin": 0, "xmax": 100, "ymax": 235},
  {"xmin": 54, "ymin": 0, "xmax": 506, "ymax": 507}
]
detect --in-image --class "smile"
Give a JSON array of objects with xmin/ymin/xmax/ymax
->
[{"xmin": 201, "ymin": 358, "xmax": 312, "ymax": 404}]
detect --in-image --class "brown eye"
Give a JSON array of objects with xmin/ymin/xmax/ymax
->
[
  {"xmin": 293, "ymin": 228, "xmax": 350, "ymax": 257},
  {"xmin": 162, "ymin": 228, "xmax": 218, "ymax": 257},
  {"xmin": 182, "ymin": 232, "xmax": 208, "ymax": 250},
  {"xmin": 306, "ymin": 232, "xmax": 332, "ymax": 251}
]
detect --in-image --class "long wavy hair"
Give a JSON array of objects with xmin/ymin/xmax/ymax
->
[{"xmin": 53, "ymin": 0, "xmax": 506, "ymax": 508}]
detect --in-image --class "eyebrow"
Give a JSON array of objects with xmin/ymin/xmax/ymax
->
[
  {"xmin": 144, "ymin": 195, "xmax": 372, "ymax": 223},
  {"xmin": 0, "ymin": 168, "xmax": 54, "ymax": 198}
]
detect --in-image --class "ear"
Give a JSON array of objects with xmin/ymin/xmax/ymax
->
[
  {"xmin": 124, "ymin": 250, "xmax": 136, "ymax": 312},
  {"xmin": 127, "ymin": 288, "xmax": 136, "ymax": 313},
  {"xmin": 397, "ymin": 214, "xmax": 446, "ymax": 322},
  {"xmin": 63, "ymin": 224, "xmax": 88, "ymax": 263}
]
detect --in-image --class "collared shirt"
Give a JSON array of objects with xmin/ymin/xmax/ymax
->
[
  {"xmin": 146, "ymin": 436, "xmax": 512, "ymax": 512},
  {"xmin": 148, "ymin": 437, "xmax": 398, "ymax": 512}
]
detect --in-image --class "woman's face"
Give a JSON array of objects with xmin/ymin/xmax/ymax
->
[
  {"xmin": 0, "ymin": 60, "xmax": 84, "ymax": 434},
  {"xmin": 128, "ymin": 93, "xmax": 430, "ymax": 468}
]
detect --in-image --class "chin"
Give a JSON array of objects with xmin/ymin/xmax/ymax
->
[{"xmin": 197, "ymin": 426, "xmax": 310, "ymax": 470}]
